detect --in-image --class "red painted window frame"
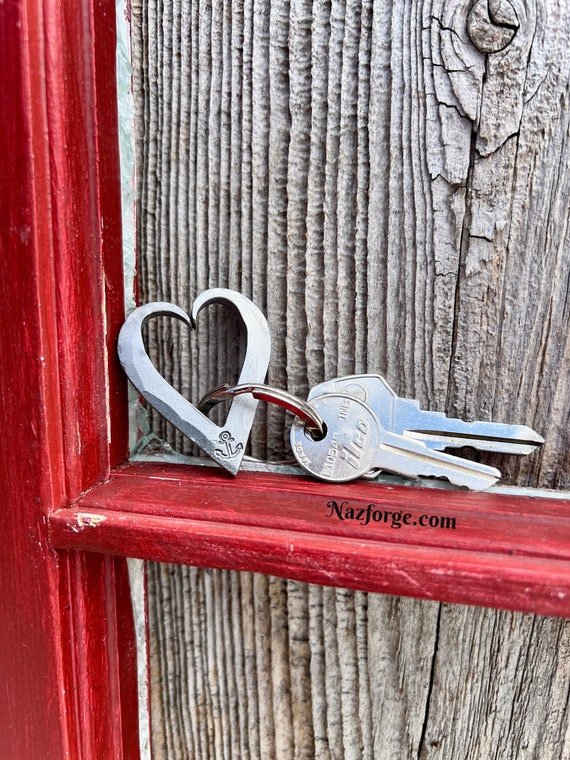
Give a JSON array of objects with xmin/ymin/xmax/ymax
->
[
  {"xmin": 0, "ymin": 1, "xmax": 138, "ymax": 756},
  {"xmin": 3, "ymin": 0, "xmax": 570, "ymax": 756}
]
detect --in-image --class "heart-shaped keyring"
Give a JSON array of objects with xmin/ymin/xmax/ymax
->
[{"xmin": 117, "ymin": 288, "xmax": 271, "ymax": 475}]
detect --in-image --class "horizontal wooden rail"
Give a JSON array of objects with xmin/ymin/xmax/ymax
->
[{"xmin": 49, "ymin": 461, "xmax": 570, "ymax": 617}]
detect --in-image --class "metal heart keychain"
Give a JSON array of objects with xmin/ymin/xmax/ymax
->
[{"xmin": 117, "ymin": 288, "xmax": 271, "ymax": 475}]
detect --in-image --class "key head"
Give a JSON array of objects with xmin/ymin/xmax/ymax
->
[{"xmin": 290, "ymin": 393, "xmax": 381, "ymax": 482}]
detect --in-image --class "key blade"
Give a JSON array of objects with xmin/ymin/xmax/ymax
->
[
  {"xmin": 308, "ymin": 375, "xmax": 544, "ymax": 457},
  {"xmin": 399, "ymin": 413, "xmax": 545, "ymax": 455},
  {"xmin": 376, "ymin": 432, "xmax": 501, "ymax": 491}
]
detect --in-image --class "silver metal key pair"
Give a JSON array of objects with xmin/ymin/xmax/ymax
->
[{"xmin": 290, "ymin": 374, "xmax": 544, "ymax": 490}]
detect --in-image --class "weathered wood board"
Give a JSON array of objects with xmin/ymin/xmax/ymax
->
[{"xmin": 130, "ymin": 0, "xmax": 570, "ymax": 757}]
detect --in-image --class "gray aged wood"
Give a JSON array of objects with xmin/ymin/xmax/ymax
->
[{"xmin": 130, "ymin": 0, "xmax": 570, "ymax": 757}]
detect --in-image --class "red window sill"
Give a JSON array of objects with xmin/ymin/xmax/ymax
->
[{"xmin": 49, "ymin": 461, "xmax": 570, "ymax": 618}]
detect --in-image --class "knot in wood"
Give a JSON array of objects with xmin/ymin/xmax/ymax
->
[{"xmin": 467, "ymin": 0, "xmax": 519, "ymax": 54}]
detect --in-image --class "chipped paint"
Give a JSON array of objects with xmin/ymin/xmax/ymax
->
[{"xmin": 73, "ymin": 513, "xmax": 107, "ymax": 531}]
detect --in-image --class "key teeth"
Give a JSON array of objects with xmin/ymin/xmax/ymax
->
[
  {"xmin": 424, "ymin": 463, "xmax": 501, "ymax": 492},
  {"xmin": 362, "ymin": 469, "xmax": 500, "ymax": 491},
  {"xmin": 450, "ymin": 458, "xmax": 502, "ymax": 491},
  {"xmin": 450, "ymin": 472, "xmax": 501, "ymax": 492}
]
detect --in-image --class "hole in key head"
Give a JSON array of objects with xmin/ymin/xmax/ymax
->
[{"xmin": 306, "ymin": 421, "xmax": 327, "ymax": 442}]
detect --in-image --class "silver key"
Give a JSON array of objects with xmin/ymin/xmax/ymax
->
[
  {"xmin": 290, "ymin": 393, "xmax": 501, "ymax": 490},
  {"xmin": 307, "ymin": 374, "xmax": 543, "ymax": 455}
]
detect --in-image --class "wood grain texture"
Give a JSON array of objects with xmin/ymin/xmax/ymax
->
[{"xmin": 130, "ymin": 0, "xmax": 570, "ymax": 757}]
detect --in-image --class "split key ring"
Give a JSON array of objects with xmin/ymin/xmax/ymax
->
[{"xmin": 199, "ymin": 383, "xmax": 326, "ymax": 439}]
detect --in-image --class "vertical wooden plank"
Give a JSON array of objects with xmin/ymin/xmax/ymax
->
[
  {"xmin": 41, "ymin": 0, "xmax": 128, "ymax": 494},
  {"xmin": 59, "ymin": 553, "xmax": 140, "ymax": 759},
  {"xmin": 0, "ymin": 4, "xmax": 69, "ymax": 752}
]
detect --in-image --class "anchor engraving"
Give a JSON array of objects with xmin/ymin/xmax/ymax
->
[{"xmin": 215, "ymin": 430, "xmax": 244, "ymax": 460}]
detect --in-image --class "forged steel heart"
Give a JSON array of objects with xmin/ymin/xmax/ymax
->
[{"xmin": 117, "ymin": 288, "xmax": 271, "ymax": 475}]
